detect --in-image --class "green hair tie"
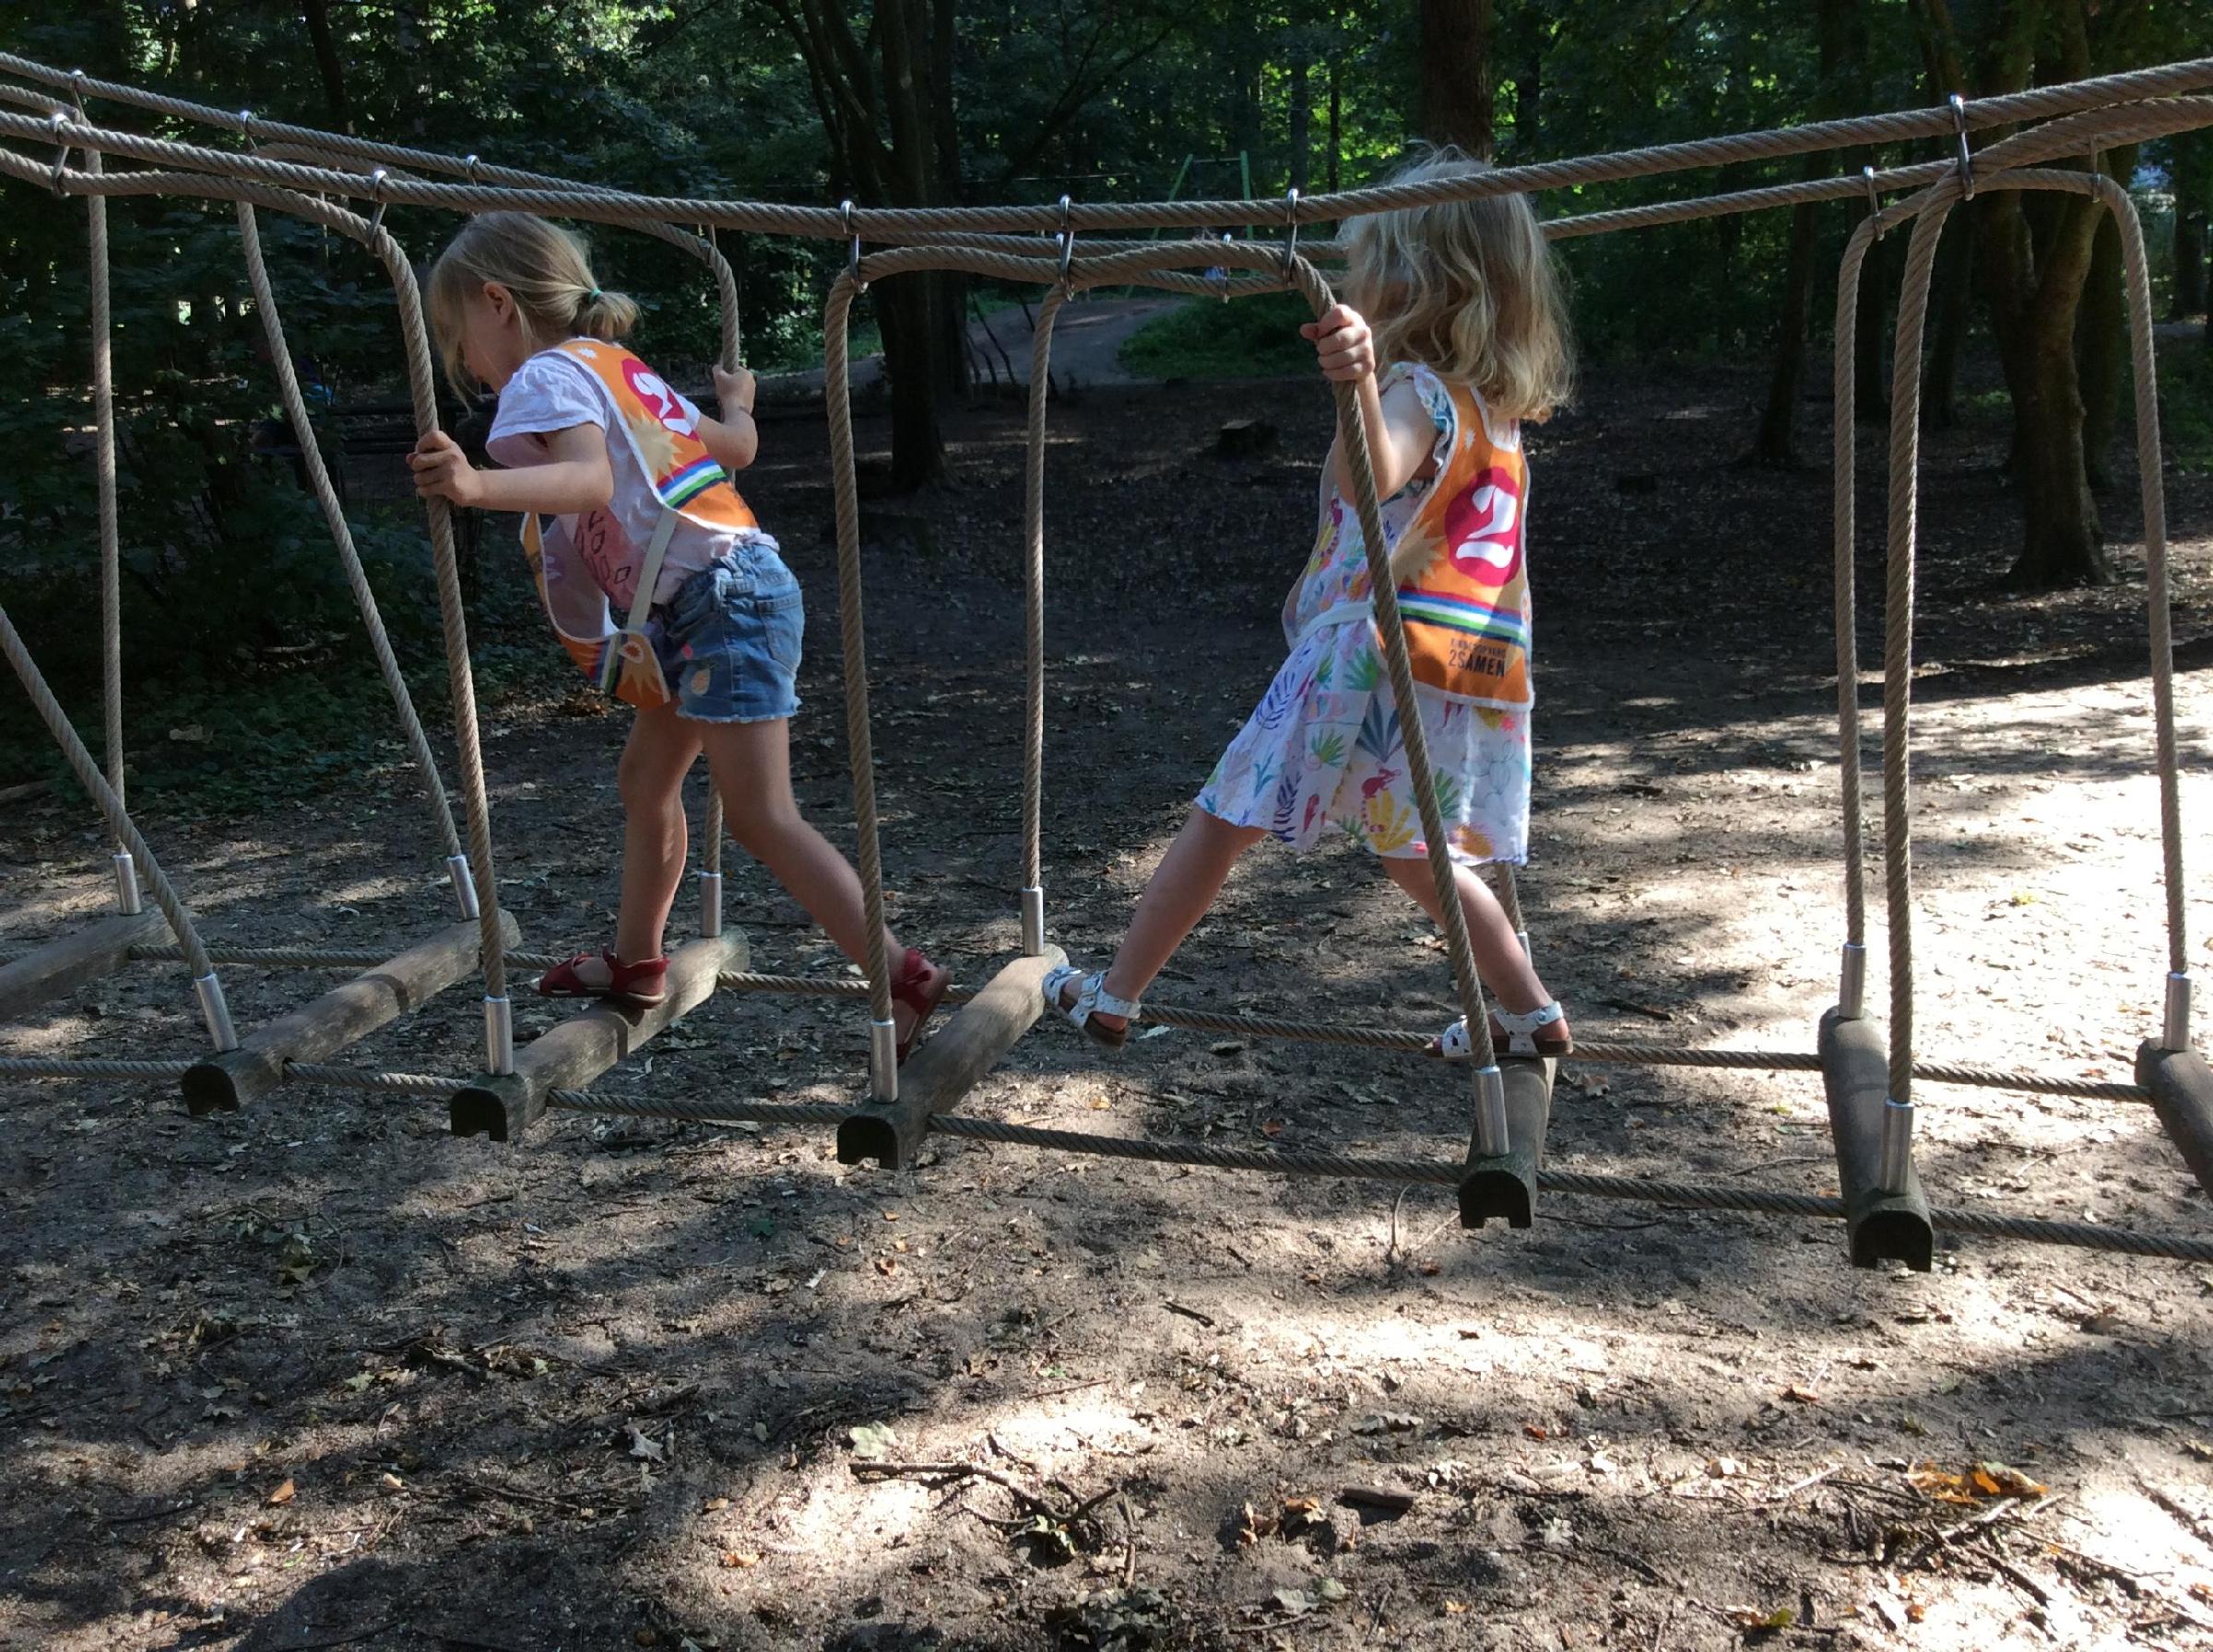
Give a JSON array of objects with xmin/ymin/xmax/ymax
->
[{"xmin": 586, "ymin": 288, "xmax": 602, "ymax": 301}]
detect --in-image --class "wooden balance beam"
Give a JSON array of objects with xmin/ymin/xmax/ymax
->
[
  {"xmin": 447, "ymin": 930, "xmax": 747, "ymax": 1142},
  {"xmin": 1818, "ymin": 1008, "xmax": 1935, "ymax": 1270},
  {"xmin": 2138, "ymin": 1040, "xmax": 2213, "ymax": 1198},
  {"xmin": 181, "ymin": 913, "xmax": 520, "ymax": 1116},
  {"xmin": 837, "ymin": 947, "xmax": 1066, "ymax": 1171},
  {"xmin": 0, "ymin": 909, "xmax": 169, "ymax": 1022},
  {"xmin": 1458, "ymin": 1056, "xmax": 1555, "ymax": 1229}
]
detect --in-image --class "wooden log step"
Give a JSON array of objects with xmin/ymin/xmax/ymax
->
[
  {"xmin": 2138, "ymin": 1039, "xmax": 2213, "ymax": 1198},
  {"xmin": 182, "ymin": 913, "xmax": 520, "ymax": 1116},
  {"xmin": 0, "ymin": 908, "xmax": 168, "ymax": 1022},
  {"xmin": 1818, "ymin": 1008, "xmax": 1934, "ymax": 1271},
  {"xmin": 1457, "ymin": 1056, "xmax": 1555, "ymax": 1230},
  {"xmin": 448, "ymin": 930, "xmax": 748, "ymax": 1142},
  {"xmin": 837, "ymin": 947, "xmax": 1065, "ymax": 1171}
]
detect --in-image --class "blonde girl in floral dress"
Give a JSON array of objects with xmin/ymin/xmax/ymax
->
[{"xmin": 1046, "ymin": 151, "xmax": 1573, "ymax": 1060}]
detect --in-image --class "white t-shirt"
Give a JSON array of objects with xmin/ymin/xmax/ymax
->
[{"xmin": 485, "ymin": 344, "xmax": 728, "ymax": 610}]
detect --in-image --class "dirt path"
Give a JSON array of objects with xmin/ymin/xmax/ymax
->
[{"xmin": 3, "ymin": 357, "xmax": 2212, "ymax": 1651}]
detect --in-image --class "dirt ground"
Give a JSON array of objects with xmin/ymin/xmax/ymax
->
[{"xmin": 4, "ymin": 339, "xmax": 2213, "ymax": 1652}]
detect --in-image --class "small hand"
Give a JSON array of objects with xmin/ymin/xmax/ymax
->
[
  {"xmin": 712, "ymin": 363, "xmax": 757, "ymax": 416},
  {"xmin": 1300, "ymin": 304, "xmax": 1376, "ymax": 383},
  {"xmin": 408, "ymin": 430, "xmax": 482, "ymax": 507}
]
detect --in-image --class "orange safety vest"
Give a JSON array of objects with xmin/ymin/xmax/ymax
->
[
  {"xmin": 1385, "ymin": 375, "xmax": 1532, "ymax": 707},
  {"xmin": 519, "ymin": 340, "xmax": 759, "ymax": 710}
]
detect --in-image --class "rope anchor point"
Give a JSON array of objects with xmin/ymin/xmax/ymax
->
[{"xmin": 1949, "ymin": 92, "xmax": 1976, "ymax": 200}]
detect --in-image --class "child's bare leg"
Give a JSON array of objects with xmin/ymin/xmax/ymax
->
[
  {"xmin": 698, "ymin": 718, "xmax": 941, "ymax": 1032},
  {"xmin": 1380, "ymin": 856, "xmax": 1554, "ymax": 1017},
  {"xmin": 590, "ymin": 704, "xmax": 702, "ymax": 978},
  {"xmin": 1060, "ymin": 809, "xmax": 1269, "ymax": 1032}
]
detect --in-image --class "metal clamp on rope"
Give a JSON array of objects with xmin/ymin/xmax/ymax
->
[
  {"xmin": 484, "ymin": 995, "xmax": 515, "ymax": 1075},
  {"xmin": 1280, "ymin": 186, "xmax": 1300, "ymax": 277},
  {"xmin": 46, "ymin": 111, "xmax": 71, "ymax": 197},
  {"xmin": 1861, "ymin": 165, "xmax": 1885, "ymax": 238},
  {"xmin": 2166, "ymin": 972, "xmax": 2193, "ymax": 1053},
  {"xmin": 69, "ymin": 69, "xmax": 89, "ymax": 124},
  {"xmin": 368, "ymin": 167, "xmax": 391, "ymax": 232},
  {"xmin": 112, "ymin": 851, "xmax": 141, "ymax": 917},
  {"xmin": 1948, "ymin": 93, "xmax": 1974, "ymax": 201},
  {"xmin": 238, "ymin": 108, "xmax": 256, "ymax": 148},
  {"xmin": 1878, "ymin": 1096, "xmax": 1914, "ymax": 1192},
  {"xmin": 195, "ymin": 973, "xmax": 240, "ymax": 1054},
  {"xmin": 1839, "ymin": 941, "xmax": 1867, "ymax": 1020},
  {"xmin": 842, "ymin": 199, "xmax": 865, "ymax": 292},
  {"xmin": 445, "ymin": 854, "xmax": 479, "ymax": 921},
  {"xmin": 699, "ymin": 870, "xmax": 724, "ymax": 940},
  {"xmin": 870, "ymin": 1018, "xmax": 899, "ymax": 1103},
  {"xmin": 1055, "ymin": 194, "xmax": 1076, "ymax": 299},
  {"xmin": 1021, "ymin": 885, "xmax": 1047, "ymax": 956},
  {"xmin": 464, "ymin": 153, "xmax": 481, "ymax": 184}
]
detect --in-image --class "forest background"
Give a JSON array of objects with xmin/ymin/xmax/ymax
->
[{"xmin": 2, "ymin": 0, "xmax": 2210, "ymax": 801}]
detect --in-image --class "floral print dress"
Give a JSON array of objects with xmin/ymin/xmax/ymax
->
[{"xmin": 1195, "ymin": 363, "xmax": 1533, "ymax": 867}]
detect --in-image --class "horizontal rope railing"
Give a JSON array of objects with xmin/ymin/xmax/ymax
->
[{"xmin": 6, "ymin": 51, "xmax": 2213, "ymax": 236}]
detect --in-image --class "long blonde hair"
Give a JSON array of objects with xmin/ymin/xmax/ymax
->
[
  {"xmin": 1341, "ymin": 149, "xmax": 1572, "ymax": 423},
  {"xmin": 426, "ymin": 211, "xmax": 640, "ymax": 397}
]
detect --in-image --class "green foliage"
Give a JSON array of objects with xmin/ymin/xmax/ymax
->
[
  {"xmin": 2160, "ymin": 344, "xmax": 2213, "ymax": 476},
  {"xmin": 1118, "ymin": 291, "xmax": 1318, "ymax": 379}
]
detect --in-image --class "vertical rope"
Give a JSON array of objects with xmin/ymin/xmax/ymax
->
[
  {"xmin": 87, "ymin": 150, "xmax": 124, "ymax": 833},
  {"xmin": 0, "ymin": 603, "xmax": 215, "ymax": 980},
  {"xmin": 1880, "ymin": 194, "xmax": 1957, "ymax": 1104},
  {"xmin": 2091, "ymin": 178, "xmax": 2189, "ymax": 978},
  {"xmin": 822, "ymin": 272, "xmax": 895, "ymax": 1032},
  {"xmin": 1283, "ymin": 254, "xmax": 1494, "ymax": 1072},
  {"xmin": 235, "ymin": 201, "xmax": 465, "ymax": 864},
  {"xmin": 361, "ymin": 225, "xmax": 508, "ymax": 996},
  {"xmin": 699, "ymin": 228, "xmax": 741, "ymax": 884},
  {"xmin": 1023, "ymin": 289, "xmax": 1065, "ymax": 900},
  {"xmin": 1832, "ymin": 218, "xmax": 1876, "ymax": 951}
]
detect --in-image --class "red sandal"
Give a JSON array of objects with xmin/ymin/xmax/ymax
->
[
  {"xmin": 892, "ymin": 947, "xmax": 950, "ymax": 1063},
  {"xmin": 536, "ymin": 950, "xmax": 669, "ymax": 1008}
]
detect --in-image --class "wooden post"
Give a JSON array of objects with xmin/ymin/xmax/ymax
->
[
  {"xmin": 838, "ymin": 947, "xmax": 1064, "ymax": 1170},
  {"xmin": 181, "ymin": 913, "xmax": 520, "ymax": 1116},
  {"xmin": 2138, "ymin": 1040, "xmax": 2213, "ymax": 1198},
  {"xmin": 448, "ymin": 931, "xmax": 747, "ymax": 1142},
  {"xmin": 0, "ymin": 909, "xmax": 167, "ymax": 1021},
  {"xmin": 1458, "ymin": 1056, "xmax": 1553, "ymax": 1229},
  {"xmin": 1819, "ymin": 1008, "xmax": 1935, "ymax": 1270}
]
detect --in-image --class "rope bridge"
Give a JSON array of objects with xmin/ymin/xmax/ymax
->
[{"xmin": 0, "ymin": 50, "xmax": 2207, "ymax": 1271}]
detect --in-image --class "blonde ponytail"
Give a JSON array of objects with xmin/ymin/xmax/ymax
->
[{"xmin": 427, "ymin": 211, "xmax": 636, "ymax": 395}]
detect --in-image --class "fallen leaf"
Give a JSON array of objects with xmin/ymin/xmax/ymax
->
[
  {"xmin": 1260, "ymin": 1119, "xmax": 1285, "ymax": 1139},
  {"xmin": 1444, "ymin": 1599, "xmax": 1467, "ymax": 1614},
  {"xmin": 702, "ymin": 1497, "xmax": 730, "ymax": 1514},
  {"xmin": 266, "ymin": 1479, "xmax": 295, "ymax": 1507},
  {"xmin": 1781, "ymin": 1385, "xmax": 1820, "ymax": 1404},
  {"xmin": 627, "ymin": 1426, "xmax": 667, "ymax": 1464},
  {"xmin": 379, "ymin": 1472, "xmax": 404, "ymax": 1492},
  {"xmin": 721, "ymin": 1551, "xmax": 760, "ymax": 1569},
  {"xmin": 1317, "ymin": 1578, "xmax": 1348, "ymax": 1601},
  {"xmin": 1524, "ymin": 1423, "xmax": 1551, "ymax": 1442},
  {"xmin": 1728, "ymin": 1606, "xmax": 1794, "ymax": 1632},
  {"xmin": 1709, "ymin": 1457, "xmax": 1741, "ymax": 1479},
  {"xmin": 849, "ymin": 1422, "xmax": 897, "ymax": 1461},
  {"xmin": 1272, "ymin": 1588, "xmax": 1316, "ymax": 1618}
]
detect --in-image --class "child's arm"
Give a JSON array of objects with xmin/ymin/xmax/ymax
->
[
  {"xmin": 696, "ymin": 365, "xmax": 759, "ymax": 472},
  {"xmin": 408, "ymin": 424, "xmax": 613, "ymax": 515},
  {"xmin": 1302, "ymin": 305, "xmax": 1436, "ymax": 503}
]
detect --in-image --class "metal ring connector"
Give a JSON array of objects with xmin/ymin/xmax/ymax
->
[
  {"xmin": 841, "ymin": 198, "xmax": 864, "ymax": 290},
  {"xmin": 1055, "ymin": 194, "xmax": 1075, "ymax": 297},
  {"xmin": 1280, "ymin": 186, "xmax": 1300, "ymax": 276},
  {"xmin": 464, "ymin": 153, "xmax": 480, "ymax": 183},
  {"xmin": 1948, "ymin": 92, "xmax": 1974, "ymax": 201},
  {"xmin": 238, "ymin": 107, "xmax": 255, "ymax": 146},
  {"xmin": 1861, "ymin": 164, "xmax": 1884, "ymax": 235},
  {"xmin": 46, "ymin": 111, "xmax": 70, "ymax": 196},
  {"xmin": 368, "ymin": 166, "xmax": 390, "ymax": 231},
  {"xmin": 68, "ymin": 69, "xmax": 88, "ymax": 123}
]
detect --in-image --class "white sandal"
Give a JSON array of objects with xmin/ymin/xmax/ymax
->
[
  {"xmin": 1042, "ymin": 964, "xmax": 1142, "ymax": 1049},
  {"xmin": 1428, "ymin": 1001, "xmax": 1571, "ymax": 1061}
]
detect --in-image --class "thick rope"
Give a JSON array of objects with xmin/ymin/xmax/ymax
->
[
  {"xmin": 236, "ymin": 201, "xmax": 465, "ymax": 864},
  {"xmin": 86, "ymin": 150, "xmax": 124, "ymax": 840},
  {"xmin": 1022, "ymin": 287, "xmax": 1060, "ymax": 903},
  {"xmin": 1834, "ymin": 214, "xmax": 1876, "ymax": 952},
  {"xmin": 11, "ymin": 55, "xmax": 2213, "ymax": 237},
  {"xmin": 0, "ymin": 605, "xmax": 217, "ymax": 981},
  {"xmin": 0, "ymin": 1056, "xmax": 195, "ymax": 1080},
  {"xmin": 821, "ymin": 272, "xmax": 896, "ymax": 1043}
]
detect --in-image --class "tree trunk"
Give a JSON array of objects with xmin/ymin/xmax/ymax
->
[
  {"xmin": 876, "ymin": 0, "xmax": 951, "ymax": 486},
  {"xmin": 1751, "ymin": 196, "xmax": 1820, "ymax": 467},
  {"xmin": 1419, "ymin": 0, "xmax": 1493, "ymax": 158},
  {"xmin": 2076, "ymin": 196, "xmax": 2127, "ymax": 491},
  {"xmin": 1511, "ymin": 4, "xmax": 1542, "ymax": 158},
  {"xmin": 1921, "ymin": 222, "xmax": 1974, "ymax": 430},
  {"xmin": 2002, "ymin": 302, "xmax": 2108, "ymax": 586},
  {"xmin": 1326, "ymin": 41, "xmax": 1343, "ymax": 193},
  {"xmin": 1288, "ymin": 50, "xmax": 1312, "ymax": 193},
  {"xmin": 2176, "ymin": 209, "xmax": 2207, "ymax": 321},
  {"xmin": 302, "ymin": 0, "xmax": 354, "ymax": 133}
]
